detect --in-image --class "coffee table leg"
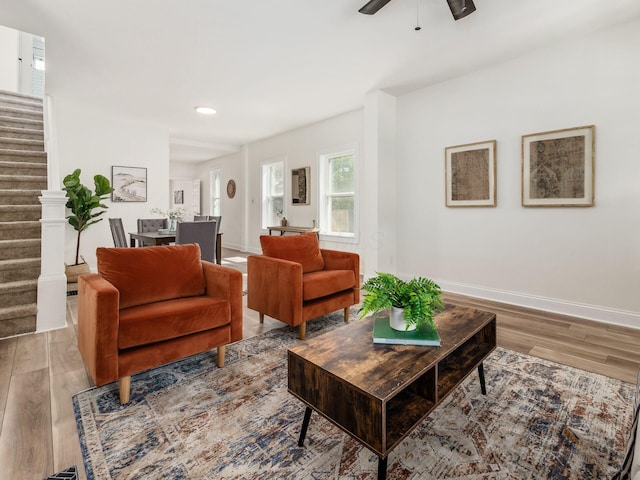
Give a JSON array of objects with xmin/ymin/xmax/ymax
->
[
  {"xmin": 378, "ymin": 456, "xmax": 388, "ymax": 480},
  {"xmin": 298, "ymin": 406, "xmax": 313, "ymax": 447},
  {"xmin": 478, "ymin": 362, "xmax": 486, "ymax": 395}
]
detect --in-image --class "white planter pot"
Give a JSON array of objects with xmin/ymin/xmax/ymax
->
[{"xmin": 390, "ymin": 306, "xmax": 416, "ymax": 331}]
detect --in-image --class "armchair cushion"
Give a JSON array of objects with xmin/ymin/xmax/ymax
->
[
  {"xmin": 96, "ymin": 244, "xmax": 206, "ymax": 309},
  {"xmin": 259, "ymin": 233, "xmax": 324, "ymax": 273},
  {"xmin": 118, "ymin": 296, "xmax": 231, "ymax": 349},
  {"xmin": 303, "ymin": 269, "xmax": 356, "ymax": 302}
]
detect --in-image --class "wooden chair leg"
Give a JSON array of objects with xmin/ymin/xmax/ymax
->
[
  {"xmin": 298, "ymin": 322, "xmax": 307, "ymax": 340},
  {"xmin": 217, "ymin": 345, "xmax": 226, "ymax": 367},
  {"xmin": 344, "ymin": 307, "xmax": 350, "ymax": 324},
  {"xmin": 259, "ymin": 312, "xmax": 264, "ymax": 324},
  {"xmin": 119, "ymin": 376, "xmax": 131, "ymax": 404}
]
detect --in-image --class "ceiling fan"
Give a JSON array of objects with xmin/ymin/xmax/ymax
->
[{"xmin": 359, "ymin": 0, "xmax": 476, "ymax": 21}]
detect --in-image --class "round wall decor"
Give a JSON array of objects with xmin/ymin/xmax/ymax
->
[{"xmin": 226, "ymin": 179, "xmax": 236, "ymax": 198}]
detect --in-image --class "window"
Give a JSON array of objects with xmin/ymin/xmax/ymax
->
[
  {"xmin": 261, "ymin": 159, "xmax": 285, "ymax": 229},
  {"xmin": 319, "ymin": 148, "xmax": 357, "ymax": 240},
  {"xmin": 209, "ymin": 169, "xmax": 221, "ymax": 216}
]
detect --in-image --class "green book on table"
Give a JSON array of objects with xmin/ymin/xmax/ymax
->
[{"xmin": 372, "ymin": 317, "xmax": 441, "ymax": 346}]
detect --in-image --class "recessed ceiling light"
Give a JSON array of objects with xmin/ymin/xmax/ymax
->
[{"xmin": 195, "ymin": 106, "xmax": 217, "ymax": 115}]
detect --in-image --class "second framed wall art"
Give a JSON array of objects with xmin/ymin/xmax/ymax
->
[
  {"xmin": 522, "ymin": 125, "xmax": 594, "ymax": 207},
  {"xmin": 445, "ymin": 140, "xmax": 496, "ymax": 207}
]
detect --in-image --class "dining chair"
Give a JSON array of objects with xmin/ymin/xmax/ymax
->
[
  {"xmin": 108, "ymin": 218, "xmax": 128, "ymax": 248},
  {"xmin": 137, "ymin": 218, "xmax": 167, "ymax": 232},
  {"xmin": 194, "ymin": 216, "xmax": 222, "ymax": 262},
  {"xmin": 175, "ymin": 220, "xmax": 218, "ymax": 263}
]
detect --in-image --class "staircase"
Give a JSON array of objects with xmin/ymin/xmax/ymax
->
[{"xmin": 0, "ymin": 90, "xmax": 46, "ymax": 338}]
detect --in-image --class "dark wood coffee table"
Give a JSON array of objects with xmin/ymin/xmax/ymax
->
[{"xmin": 287, "ymin": 304, "xmax": 497, "ymax": 480}]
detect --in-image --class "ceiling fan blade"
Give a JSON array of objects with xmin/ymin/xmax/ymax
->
[
  {"xmin": 446, "ymin": 0, "xmax": 476, "ymax": 20},
  {"xmin": 359, "ymin": 0, "xmax": 393, "ymax": 15}
]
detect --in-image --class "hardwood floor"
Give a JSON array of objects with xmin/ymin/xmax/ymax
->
[{"xmin": 0, "ymin": 251, "xmax": 638, "ymax": 479}]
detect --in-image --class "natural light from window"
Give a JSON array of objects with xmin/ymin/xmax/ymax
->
[
  {"xmin": 261, "ymin": 159, "xmax": 284, "ymax": 229},
  {"xmin": 319, "ymin": 148, "xmax": 357, "ymax": 240}
]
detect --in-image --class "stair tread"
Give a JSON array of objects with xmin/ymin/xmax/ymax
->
[
  {"xmin": 0, "ymin": 174, "xmax": 47, "ymax": 180},
  {"xmin": 0, "ymin": 115, "xmax": 42, "ymax": 125},
  {"xmin": 0, "ymin": 219, "xmax": 40, "ymax": 224},
  {"xmin": 0, "ymin": 137, "xmax": 43, "ymax": 145},
  {"xmin": 0, "ymin": 160, "xmax": 46, "ymax": 168},
  {"xmin": 0, "ymin": 238, "xmax": 40, "ymax": 245},
  {"xmin": 0, "ymin": 257, "xmax": 40, "ymax": 266},
  {"xmin": 0, "ymin": 148, "xmax": 46, "ymax": 155},
  {"xmin": 0, "ymin": 126, "xmax": 44, "ymax": 134},
  {"xmin": 0, "ymin": 303, "xmax": 38, "ymax": 317},
  {"xmin": 0, "ymin": 102, "xmax": 42, "ymax": 116},
  {"xmin": 0, "ymin": 279, "xmax": 38, "ymax": 289},
  {"xmin": 0, "ymin": 204, "xmax": 41, "ymax": 208}
]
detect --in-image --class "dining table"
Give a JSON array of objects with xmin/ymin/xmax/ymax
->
[{"xmin": 128, "ymin": 231, "xmax": 223, "ymax": 265}]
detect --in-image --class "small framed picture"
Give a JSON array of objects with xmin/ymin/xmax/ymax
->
[
  {"xmin": 522, "ymin": 125, "xmax": 594, "ymax": 207},
  {"xmin": 445, "ymin": 140, "xmax": 496, "ymax": 207},
  {"xmin": 174, "ymin": 190, "xmax": 184, "ymax": 204},
  {"xmin": 291, "ymin": 166, "xmax": 310, "ymax": 205},
  {"xmin": 111, "ymin": 166, "xmax": 147, "ymax": 202}
]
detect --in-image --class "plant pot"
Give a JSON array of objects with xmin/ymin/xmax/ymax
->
[
  {"xmin": 390, "ymin": 306, "xmax": 416, "ymax": 331},
  {"xmin": 281, "ymin": 218, "xmax": 288, "ymax": 226},
  {"xmin": 65, "ymin": 258, "xmax": 90, "ymax": 283}
]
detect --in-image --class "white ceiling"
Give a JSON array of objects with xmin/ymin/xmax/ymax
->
[{"xmin": 2, "ymin": 0, "xmax": 639, "ymax": 162}]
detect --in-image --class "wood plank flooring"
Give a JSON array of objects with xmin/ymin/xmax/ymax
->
[{"xmin": 0, "ymin": 251, "xmax": 638, "ymax": 479}]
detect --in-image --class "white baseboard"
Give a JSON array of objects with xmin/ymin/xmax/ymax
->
[{"xmin": 438, "ymin": 279, "xmax": 640, "ymax": 330}]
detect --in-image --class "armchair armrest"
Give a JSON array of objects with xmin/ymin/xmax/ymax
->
[
  {"xmin": 77, "ymin": 273, "xmax": 120, "ymax": 386},
  {"xmin": 321, "ymin": 249, "xmax": 360, "ymax": 302},
  {"xmin": 203, "ymin": 262, "xmax": 244, "ymax": 343},
  {"xmin": 247, "ymin": 255, "xmax": 304, "ymax": 326}
]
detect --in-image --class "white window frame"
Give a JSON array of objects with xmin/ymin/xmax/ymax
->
[
  {"xmin": 209, "ymin": 169, "xmax": 222, "ymax": 216},
  {"xmin": 261, "ymin": 157, "xmax": 286, "ymax": 230},
  {"xmin": 318, "ymin": 145, "xmax": 359, "ymax": 243}
]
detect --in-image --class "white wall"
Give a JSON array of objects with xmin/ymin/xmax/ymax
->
[
  {"xmin": 193, "ymin": 110, "xmax": 365, "ymax": 257},
  {"xmin": 246, "ymin": 110, "xmax": 365, "ymax": 256},
  {"xmin": 56, "ymin": 98, "xmax": 170, "ymax": 271},
  {"xmin": 395, "ymin": 18, "xmax": 640, "ymax": 326},
  {"xmin": 195, "ymin": 150, "xmax": 246, "ymax": 251},
  {"xmin": 0, "ymin": 25, "xmax": 19, "ymax": 92}
]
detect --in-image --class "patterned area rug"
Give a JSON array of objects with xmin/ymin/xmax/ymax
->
[{"xmin": 73, "ymin": 312, "xmax": 633, "ymax": 479}]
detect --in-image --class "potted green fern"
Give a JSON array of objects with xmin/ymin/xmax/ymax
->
[
  {"xmin": 359, "ymin": 272, "xmax": 444, "ymax": 331},
  {"xmin": 63, "ymin": 169, "xmax": 114, "ymax": 281}
]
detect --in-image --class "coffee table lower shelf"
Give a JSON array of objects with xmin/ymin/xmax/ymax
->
[{"xmin": 288, "ymin": 305, "xmax": 497, "ymax": 480}]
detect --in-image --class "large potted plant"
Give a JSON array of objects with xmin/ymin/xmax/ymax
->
[
  {"xmin": 359, "ymin": 272, "xmax": 444, "ymax": 331},
  {"xmin": 63, "ymin": 169, "xmax": 114, "ymax": 282}
]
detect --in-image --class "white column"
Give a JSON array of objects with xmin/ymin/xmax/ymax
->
[
  {"xmin": 37, "ymin": 94, "xmax": 67, "ymax": 332},
  {"xmin": 362, "ymin": 90, "xmax": 397, "ymax": 280},
  {"xmin": 37, "ymin": 191, "xmax": 67, "ymax": 332}
]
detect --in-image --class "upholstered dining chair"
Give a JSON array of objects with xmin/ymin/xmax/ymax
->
[
  {"xmin": 176, "ymin": 220, "xmax": 218, "ymax": 263},
  {"xmin": 108, "ymin": 218, "xmax": 128, "ymax": 248},
  {"xmin": 194, "ymin": 216, "xmax": 222, "ymax": 262},
  {"xmin": 247, "ymin": 233, "xmax": 360, "ymax": 340},
  {"xmin": 137, "ymin": 218, "xmax": 167, "ymax": 233}
]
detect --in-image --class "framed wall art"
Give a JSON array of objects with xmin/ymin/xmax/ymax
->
[
  {"xmin": 291, "ymin": 166, "xmax": 310, "ymax": 205},
  {"xmin": 445, "ymin": 140, "xmax": 496, "ymax": 207},
  {"xmin": 111, "ymin": 166, "xmax": 147, "ymax": 202},
  {"xmin": 522, "ymin": 125, "xmax": 594, "ymax": 207}
]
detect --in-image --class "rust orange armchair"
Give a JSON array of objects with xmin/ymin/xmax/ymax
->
[
  {"xmin": 247, "ymin": 233, "xmax": 359, "ymax": 340},
  {"xmin": 77, "ymin": 244, "xmax": 243, "ymax": 404}
]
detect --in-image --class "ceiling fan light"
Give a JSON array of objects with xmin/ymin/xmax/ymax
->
[
  {"xmin": 195, "ymin": 106, "xmax": 217, "ymax": 115},
  {"xmin": 446, "ymin": 0, "xmax": 476, "ymax": 20}
]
